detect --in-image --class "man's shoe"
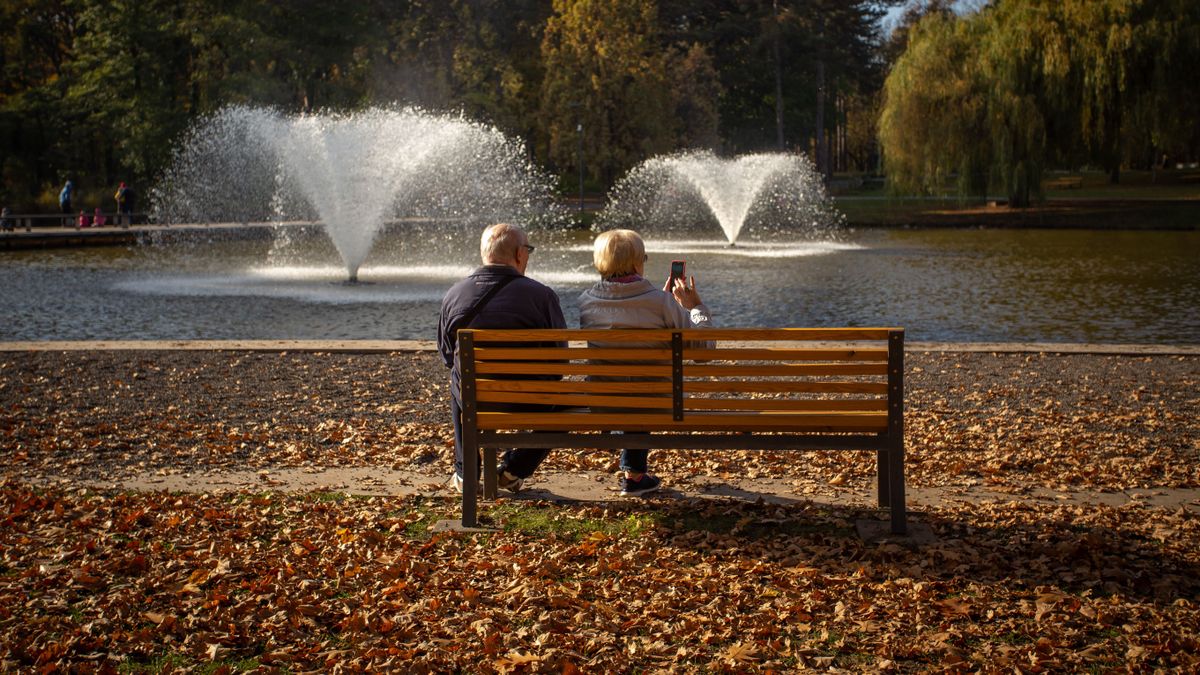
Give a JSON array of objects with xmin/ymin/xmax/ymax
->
[
  {"xmin": 452, "ymin": 473, "xmax": 481, "ymax": 494},
  {"xmin": 497, "ymin": 469, "xmax": 524, "ymax": 493},
  {"xmin": 619, "ymin": 474, "xmax": 661, "ymax": 497}
]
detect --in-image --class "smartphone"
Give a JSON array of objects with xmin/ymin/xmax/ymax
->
[{"xmin": 669, "ymin": 260, "xmax": 686, "ymax": 286}]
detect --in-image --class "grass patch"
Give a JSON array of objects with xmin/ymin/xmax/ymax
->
[
  {"xmin": 666, "ymin": 510, "xmax": 854, "ymax": 539},
  {"xmin": 307, "ymin": 491, "xmax": 349, "ymax": 503},
  {"xmin": 118, "ymin": 652, "xmax": 191, "ymax": 674},
  {"xmin": 119, "ymin": 653, "xmax": 262, "ymax": 675},
  {"xmin": 490, "ymin": 502, "xmax": 654, "ymax": 542}
]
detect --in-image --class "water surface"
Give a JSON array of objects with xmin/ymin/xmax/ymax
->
[{"xmin": 1, "ymin": 227, "xmax": 1196, "ymax": 343}]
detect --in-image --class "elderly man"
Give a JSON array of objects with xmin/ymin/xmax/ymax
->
[{"xmin": 438, "ymin": 222, "xmax": 566, "ymax": 493}]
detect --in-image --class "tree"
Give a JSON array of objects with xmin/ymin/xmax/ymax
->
[
  {"xmin": 878, "ymin": 13, "xmax": 991, "ymax": 201},
  {"xmin": 881, "ymin": 0, "xmax": 1200, "ymax": 204},
  {"xmin": 374, "ymin": 0, "xmax": 551, "ymax": 143},
  {"xmin": 657, "ymin": 0, "xmax": 897, "ymax": 170},
  {"xmin": 0, "ymin": 0, "xmax": 77, "ymax": 204},
  {"xmin": 669, "ymin": 43, "xmax": 722, "ymax": 151},
  {"xmin": 539, "ymin": 0, "xmax": 676, "ymax": 186}
]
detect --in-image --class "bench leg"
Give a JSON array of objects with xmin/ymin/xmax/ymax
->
[
  {"xmin": 483, "ymin": 448, "xmax": 498, "ymax": 500},
  {"xmin": 888, "ymin": 439, "xmax": 907, "ymax": 535},
  {"xmin": 876, "ymin": 448, "xmax": 891, "ymax": 508},
  {"xmin": 462, "ymin": 438, "xmax": 479, "ymax": 528}
]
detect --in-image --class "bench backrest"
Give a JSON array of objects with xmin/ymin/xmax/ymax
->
[{"xmin": 458, "ymin": 328, "xmax": 903, "ymax": 436}]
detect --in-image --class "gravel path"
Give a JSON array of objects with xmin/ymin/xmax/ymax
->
[{"xmin": 2, "ymin": 349, "xmax": 1197, "ymax": 496}]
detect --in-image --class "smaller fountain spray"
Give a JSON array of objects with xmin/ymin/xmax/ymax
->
[{"xmin": 599, "ymin": 151, "xmax": 840, "ymax": 244}]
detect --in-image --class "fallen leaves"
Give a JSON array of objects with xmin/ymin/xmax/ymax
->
[
  {"xmin": 0, "ymin": 482, "xmax": 1198, "ymax": 671},
  {"xmin": 1, "ymin": 350, "xmax": 1198, "ymax": 670}
]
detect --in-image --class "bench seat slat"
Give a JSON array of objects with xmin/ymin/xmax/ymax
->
[
  {"xmin": 687, "ymin": 381, "xmax": 889, "ymax": 394},
  {"xmin": 476, "ymin": 411, "xmax": 888, "ymax": 432},
  {"xmin": 468, "ymin": 328, "xmax": 898, "ymax": 342},
  {"xmin": 475, "ymin": 347, "xmax": 671, "ymax": 360},
  {"xmin": 686, "ymin": 348, "xmax": 889, "ymax": 362},
  {"xmin": 476, "ymin": 361, "xmax": 885, "ymax": 377},
  {"xmin": 476, "ymin": 362, "xmax": 671, "ymax": 377},
  {"xmin": 475, "ymin": 378, "xmax": 889, "ymax": 395},
  {"xmin": 477, "ymin": 379, "xmax": 673, "ymax": 394},
  {"xmin": 472, "ymin": 347, "xmax": 889, "ymax": 362},
  {"xmin": 478, "ymin": 432, "xmax": 890, "ymax": 451},
  {"xmin": 687, "ymin": 363, "xmax": 887, "ymax": 377},
  {"xmin": 475, "ymin": 391, "xmax": 888, "ymax": 412}
]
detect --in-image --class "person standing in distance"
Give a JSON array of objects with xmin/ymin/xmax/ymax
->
[
  {"xmin": 59, "ymin": 180, "xmax": 73, "ymax": 226},
  {"xmin": 437, "ymin": 223, "xmax": 566, "ymax": 494}
]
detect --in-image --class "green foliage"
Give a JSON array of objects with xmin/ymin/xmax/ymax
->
[
  {"xmin": 539, "ymin": 0, "xmax": 678, "ymax": 184},
  {"xmin": 2, "ymin": 0, "xmax": 1193, "ymax": 207},
  {"xmin": 879, "ymin": 0, "xmax": 1200, "ymax": 207},
  {"xmin": 878, "ymin": 13, "xmax": 990, "ymax": 201}
]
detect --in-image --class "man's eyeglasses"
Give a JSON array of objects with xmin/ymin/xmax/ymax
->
[{"xmin": 522, "ymin": 244, "xmax": 536, "ymax": 254}]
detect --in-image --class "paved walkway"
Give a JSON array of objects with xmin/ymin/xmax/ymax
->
[
  {"xmin": 3, "ymin": 339, "xmax": 1198, "ymax": 355},
  {"xmin": 57, "ymin": 466, "xmax": 1200, "ymax": 515},
  {"xmin": 13, "ymin": 340, "xmax": 1199, "ymax": 517}
]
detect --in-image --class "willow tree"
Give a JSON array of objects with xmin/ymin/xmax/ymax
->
[
  {"xmin": 877, "ymin": 13, "xmax": 991, "ymax": 201},
  {"xmin": 1060, "ymin": 0, "xmax": 1200, "ymax": 180},
  {"xmin": 882, "ymin": 0, "xmax": 1200, "ymax": 204}
]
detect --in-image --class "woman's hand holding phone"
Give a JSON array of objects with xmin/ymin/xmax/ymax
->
[{"xmin": 664, "ymin": 260, "xmax": 702, "ymax": 310}]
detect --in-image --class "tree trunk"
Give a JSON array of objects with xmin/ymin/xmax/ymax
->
[
  {"xmin": 1106, "ymin": 95, "xmax": 1122, "ymax": 184},
  {"xmin": 1008, "ymin": 162, "xmax": 1030, "ymax": 208},
  {"xmin": 816, "ymin": 58, "xmax": 827, "ymax": 178},
  {"xmin": 772, "ymin": 3, "xmax": 785, "ymax": 151}
]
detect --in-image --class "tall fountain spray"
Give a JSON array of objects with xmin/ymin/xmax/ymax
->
[
  {"xmin": 598, "ymin": 151, "xmax": 841, "ymax": 244},
  {"xmin": 153, "ymin": 106, "xmax": 562, "ymax": 281}
]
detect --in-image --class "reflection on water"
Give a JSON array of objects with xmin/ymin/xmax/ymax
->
[{"xmin": 1, "ymin": 226, "xmax": 1197, "ymax": 343}]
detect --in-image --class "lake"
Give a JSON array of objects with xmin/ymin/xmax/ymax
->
[{"xmin": 1, "ymin": 226, "xmax": 1196, "ymax": 344}]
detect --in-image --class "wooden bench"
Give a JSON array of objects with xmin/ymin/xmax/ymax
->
[{"xmin": 456, "ymin": 327, "xmax": 907, "ymax": 534}]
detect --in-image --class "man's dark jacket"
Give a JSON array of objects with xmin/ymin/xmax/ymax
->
[{"xmin": 437, "ymin": 264, "xmax": 566, "ymax": 402}]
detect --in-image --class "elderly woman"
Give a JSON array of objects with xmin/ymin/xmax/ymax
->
[{"xmin": 579, "ymin": 229, "xmax": 714, "ymax": 496}]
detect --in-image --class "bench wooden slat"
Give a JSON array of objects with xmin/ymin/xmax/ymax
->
[
  {"xmin": 476, "ymin": 362, "xmax": 671, "ymax": 377},
  {"xmin": 688, "ymin": 380, "xmax": 889, "ymax": 394},
  {"xmin": 476, "ymin": 392, "xmax": 672, "ymax": 409},
  {"xmin": 475, "ymin": 378, "xmax": 889, "ymax": 395},
  {"xmin": 687, "ymin": 363, "xmax": 887, "ymax": 377},
  {"xmin": 686, "ymin": 348, "xmax": 889, "ymax": 362},
  {"xmin": 477, "ymin": 379, "xmax": 673, "ymax": 394},
  {"xmin": 467, "ymin": 327, "xmax": 898, "ymax": 342},
  {"xmin": 475, "ymin": 347, "xmax": 672, "ymax": 360},
  {"xmin": 683, "ymin": 398, "xmax": 887, "ymax": 412},
  {"xmin": 475, "ymin": 391, "xmax": 888, "ymax": 412},
  {"xmin": 477, "ymin": 411, "xmax": 889, "ymax": 432},
  {"xmin": 473, "ymin": 347, "xmax": 889, "ymax": 362},
  {"xmin": 476, "ymin": 361, "xmax": 885, "ymax": 377}
]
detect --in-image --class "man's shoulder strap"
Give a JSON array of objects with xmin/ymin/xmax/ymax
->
[{"xmin": 458, "ymin": 273, "xmax": 520, "ymax": 330}]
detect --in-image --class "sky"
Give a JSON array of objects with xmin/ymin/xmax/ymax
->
[{"xmin": 880, "ymin": 0, "xmax": 985, "ymax": 34}]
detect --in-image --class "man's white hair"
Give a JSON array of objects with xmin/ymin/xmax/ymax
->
[{"xmin": 480, "ymin": 222, "xmax": 526, "ymax": 264}]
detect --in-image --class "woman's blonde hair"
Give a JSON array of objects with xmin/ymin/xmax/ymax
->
[{"xmin": 592, "ymin": 229, "xmax": 645, "ymax": 278}]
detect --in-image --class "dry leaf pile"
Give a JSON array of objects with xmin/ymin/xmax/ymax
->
[
  {"xmin": 1, "ymin": 484, "xmax": 1197, "ymax": 672},
  {"xmin": 2, "ymin": 351, "xmax": 1196, "ymax": 492},
  {"xmin": 1, "ymin": 349, "xmax": 1198, "ymax": 670}
]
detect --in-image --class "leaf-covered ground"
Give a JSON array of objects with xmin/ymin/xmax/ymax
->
[
  {"xmin": 1, "ymin": 485, "xmax": 1198, "ymax": 672},
  {"xmin": 2, "ymin": 351, "xmax": 1197, "ymax": 491},
  {"xmin": 1, "ymin": 349, "xmax": 1198, "ymax": 671}
]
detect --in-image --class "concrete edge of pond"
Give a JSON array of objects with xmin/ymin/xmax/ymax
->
[{"xmin": 0, "ymin": 339, "xmax": 1197, "ymax": 356}]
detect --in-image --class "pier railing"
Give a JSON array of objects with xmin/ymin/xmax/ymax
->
[{"xmin": 0, "ymin": 212, "xmax": 148, "ymax": 231}]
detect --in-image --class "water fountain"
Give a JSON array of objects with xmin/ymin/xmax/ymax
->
[
  {"xmin": 152, "ymin": 105, "xmax": 564, "ymax": 282},
  {"xmin": 597, "ymin": 150, "xmax": 841, "ymax": 245}
]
